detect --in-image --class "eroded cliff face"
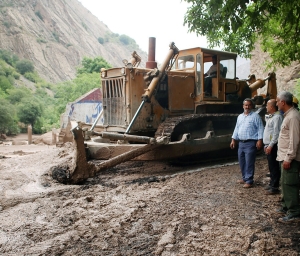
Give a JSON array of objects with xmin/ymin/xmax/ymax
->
[
  {"xmin": 251, "ymin": 43, "xmax": 300, "ymax": 94},
  {"xmin": 0, "ymin": 0, "xmax": 147, "ymax": 83}
]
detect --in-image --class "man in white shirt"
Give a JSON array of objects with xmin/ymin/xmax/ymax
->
[
  {"xmin": 204, "ymin": 55, "xmax": 223, "ymax": 97},
  {"xmin": 205, "ymin": 55, "xmax": 223, "ymax": 77},
  {"xmin": 263, "ymin": 99, "xmax": 283, "ymax": 195}
]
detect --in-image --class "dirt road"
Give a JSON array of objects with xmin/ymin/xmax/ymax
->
[{"xmin": 0, "ymin": 135, "xmax": 299, "ymax": 255}]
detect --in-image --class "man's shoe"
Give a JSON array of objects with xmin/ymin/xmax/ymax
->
[
  {"xmin": 278, "ymin": 215, "xmax": 300, "ymax": 223},
  {"xmin": 243, "ymin": 183, "xmax": 253, "ymax": 188},
  {"xmin": 275, "ymin": 208, "xmax": 287, "ymax": 215},
  {"xmin": 266, "ymin": 173, "xmax": 271, "ymax": 177},
  {"xmin": 264, "ymin": 185, "xmax": 272, "ymax": 190},
  {"xmin": 265, "ymin": 189, "xmax": 280, "ymax": 195},
  {"xmin": 237, "ymin": 179, "xmax": 245, "ymax": 184}
]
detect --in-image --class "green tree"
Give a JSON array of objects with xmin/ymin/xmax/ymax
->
[
  {"xmin": 15, "ymin": 59, "xmax": 34, "ymax": 74},
  {"xmin": 183, "ymin": 0, "xmax": 300, "ymax": 67},
  {"xmin": 119, "ymin": 34, "xmax": 130, "ymax": 45},
  {"xmin": 76, "ymin": 56, "xmax": 111, "ymax": 74},
  {"xmin": 0, "ymin": 75, "xmax": 13, "ymax": 94},
  {"xmin": 17, "ymin": 97, "xmax": 43, "ymax": 127},
  {"xmin": 295, "ymin": 80, "xmax": 300, "ymax": 103},
  {"xmin": 6, "ymin": 87, "xmax": 31, "ymax": 104},
  {"xmin": 119, "ymin": 34, "xmax": 136, "ymax": 46},
  {"xmin": 0, "ymin": 98, "xmax": 19, "ymax": 134}
]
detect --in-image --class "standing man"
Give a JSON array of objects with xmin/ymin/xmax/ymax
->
[
  {"xmin": 263, "ymin": 99, "xmax": 283, "ymax": 195},
  {"xmin": 230, "ymin": 98, "xmax": 264, "ymax": 188},
  {"xmin": 276, "ymin": 91, "xmax": 300, "ymax": 222}
]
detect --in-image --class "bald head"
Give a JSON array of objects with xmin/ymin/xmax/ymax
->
[
  {"xmin": 269, "ymin": 99, "xmax": 277, "ymax": 108},
  {"xmin": 266, "ymin": 99, "xmax": 278, "ymax": 114}
]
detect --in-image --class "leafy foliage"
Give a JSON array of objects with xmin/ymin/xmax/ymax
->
[
  {"xmin": 183, "ymin": 0, "xmax": 300, "ymax": 67},
  {"xmin": 24, "ymin": 71, "xmax": 40, "ymax": 83},
  {"xmin": 35, "ymin": 11, "xmax": 43, "ymax": 21},
  {"xmin": 295, "ymin": 80, "xmax": 300, "ymax": 103},
  {"xmin": 0, "ymin": 98, "xmax": 19, "ymax": 134},
  {"xmin": 0, "ymin": 75, "xmax": 13, "ymax": 93},
  {"xmin": 119, "ymin": 34, "xmax": 130, "ymax": 45},
  {"xmin": 37, "ymin": 38, "xmax": 47, "ymax": 44},
  {"xmin": 6, "ymin": 87, "xmax": 31, "ymax": 104},
  {"xmin": 0, "ymin": 50, "xmax": 104, "ymax": 134},
  {"xmin": 15, "ymin": 59, "xmax": 34, "ymax": 74},
  {"xmin": 0, "ymin": 49, "xmax": 19, "ymax": 66},
  {"xmin": 76, "ymin": 56, "xmax": 111, "ymax": 74},
  {"xmin": 17, "ymin": 97, "xmax": 43, "ymax": 126},
  {"xmin": 98, "ymin": 37, "xmax": 104, "ymax": 44},
  {"xmin": 54, "ymin": 72, "xmax": 101, "ymax": 114},
  {"xmin": 82, "ymin": 22, "xmax": 88, "ymax": 31},
  {"xmin": 52, "ymin": 31, "xmax": 59, "ymax": 42}
]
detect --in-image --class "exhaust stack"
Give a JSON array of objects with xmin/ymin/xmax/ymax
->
[{"xmin": 146, "ymin": 37, "xmax": 157, "ymax": 69}]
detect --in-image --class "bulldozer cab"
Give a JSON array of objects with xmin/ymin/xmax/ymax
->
[{"xmin": 173, "ymin": 48, "xmax": 237, "ymax": 102}]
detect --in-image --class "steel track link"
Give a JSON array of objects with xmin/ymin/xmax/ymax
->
[{"xmin": 155, "ymin": 113, "xmax": 239, "ymax": 141}]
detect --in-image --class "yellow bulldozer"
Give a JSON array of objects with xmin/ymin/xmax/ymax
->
[{"xmin": 52, "ymin": 37, "xmax": 277, "ymax": 184}]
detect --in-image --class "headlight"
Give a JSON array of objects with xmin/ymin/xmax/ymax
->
[{"xmin": 121, "ymin": 67, "xmax": 125, "ymax": 75}]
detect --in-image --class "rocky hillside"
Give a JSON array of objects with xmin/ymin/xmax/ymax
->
[
  {"xmin": 0, "ymin": 0, "xmax": 147, "ymax": 83},
  {"xmin": 251, "ymin": 43, "xmax": 300, "ymax": 94}
]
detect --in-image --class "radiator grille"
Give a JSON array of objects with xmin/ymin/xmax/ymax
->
[{"xmin": 102, "ymin": 77, "xmax": 126, "ymax": 126}]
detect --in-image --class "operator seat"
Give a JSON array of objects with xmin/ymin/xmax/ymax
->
[{"xmin": 222, "ymin": 67, "xmax": 227, "ymax": 78}]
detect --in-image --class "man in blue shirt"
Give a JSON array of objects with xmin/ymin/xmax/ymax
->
[{"xmin": 230, "ymin": 98, "xmax": 264, "ymax": 188}]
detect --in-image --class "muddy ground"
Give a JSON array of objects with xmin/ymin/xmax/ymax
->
[{"xmin": 0, "ymin": 134, "xmax": 300, "ymax": 255}]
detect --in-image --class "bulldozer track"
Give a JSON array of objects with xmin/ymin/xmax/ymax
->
[{"xmin": 155, "ymin": 113, "xmax": 239, "ymax": 141}]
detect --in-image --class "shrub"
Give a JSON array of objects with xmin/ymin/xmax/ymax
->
[
  {"xmin": 37, "ymin": 38, "xmax": 47, "ymax": 43},
  {"xmin": 0, "ymin": 49, "xmax": 14, "ymax": 65},
  {"xmin": 0, "ymin": 75, "xmax": 13, "ymax": 93},
  {"xmin": 52, "ymin": 31, "xmax": 59, "ymax": 42},
  {"xmin": 119, "ymin": 34, "xmax": 130, "ymax": 45},
  {"xmin": 7, "ymin": 74, "xmax": 14, "ymax": 84},
  {"xmin": 98, "ymin": 37, "xmax": 104, "ymax": 44},
  {"xmin": 35, "ymin": 11, "xmax": 43, "ymax": 21},
  {"xmin": 12, "ymin": 71, "xmax": 20, "ymax": 79},
  {"xmin": 0, "ymin": 98, "xmax": 19, "ymax": 135},
  {"xmin": 15, "ymin": 59, "xmax": 34, "ymax": 74},
  {"xmin": 24, "ymin": 72, "xmax": 37, "ymax": 82},
  {"xmin": 3, "ymin": 21, "xmax": 11, "ymax": 28},
  {"xmin": 82, "ymin": 22, "xmax": 88, "ymax": 31},
  {"xmin": 6, "ymin": 87, "xmax": 31, "ymax": 104}
]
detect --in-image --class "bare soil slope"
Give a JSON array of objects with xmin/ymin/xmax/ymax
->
[{"xmin": 0, "ymin": 135, "xmax": 299, "ymax": 255}]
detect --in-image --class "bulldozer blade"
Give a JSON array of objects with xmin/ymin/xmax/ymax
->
[
  {"xmin": 51, "ymin": 126, "xmax": 162, "ymax": 184},
  {"xmin": 51, "ymin": 126, "xmax": 97, "ymax": 184}
]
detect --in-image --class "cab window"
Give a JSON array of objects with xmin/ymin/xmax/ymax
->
[
  {"xmin": 220, "ymin": 58, "xmax": 235, "ymax": 79},
  {"xmin": 178, "ymin": 55, "xmax": 194, "ymax": 69}
]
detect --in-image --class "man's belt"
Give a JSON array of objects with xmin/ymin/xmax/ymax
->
[{"xmin": 239, "ymin": 139, "xmax": 256, "ymax": 143}]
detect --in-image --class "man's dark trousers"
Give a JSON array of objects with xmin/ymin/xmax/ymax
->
[
  {"xmin": 266, "ymin": 143, "xmax": 280, "ymax": 189},
  {"xmin": 280, "ymin": 160, "xmax": 300, "ymax": 217},
  {"xmin": 238, "ymin": 140, "xmax": 257, "ymax": 185}
]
